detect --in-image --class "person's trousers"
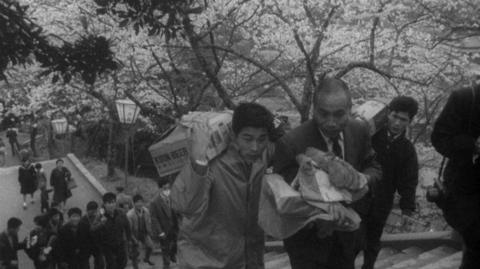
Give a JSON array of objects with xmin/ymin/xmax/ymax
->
[
  {"xmin": 361, "ymin": 198, "xmax": 393, "ymax": 269},
  {"xmin": 79, "ymin": 248, "xmax": 105, "ymax": 269},
  {"xmin": 442, "ymin": 193, "xmax": 480, "ymax": 269},
  {"xmin": 284, "ymin": 226, "xmax": 360, "ymax": 269},
  {"xmin": 160, "ymin": 234, "xmax": 178, "ymax": 267},
  {"xmin": 9, "ymin": 141, "xmax": 19, "ymax": 155},
  {"xmin": 103, "ymin": 245, "xmax": 127, "ymax": 269}
]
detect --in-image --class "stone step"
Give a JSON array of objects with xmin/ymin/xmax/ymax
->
[
  {"xmin": 265, "ymin": 253, "xmax": 290, "ymax": 269},
  {"xmin": 355, "ymin": 247, "xmax": 399, "ymax": 268},
  {"xmin": 264, "ymin": 251, "xmax": 281, "ymax": 263},
  {"xmin": 375, "ymin": 247, "xmax": 424, "ymax": 269},
  {"xmin": 387, "ymin": 245, "xmax": 458, "ymax": 269},
  {"xmin": 417, "ymin": 251, "xmax": 462, "ymax": 269}
]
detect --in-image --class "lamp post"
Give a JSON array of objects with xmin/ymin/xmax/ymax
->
[
  {"xmin": 51, "ymin": 118, "xmax": 68, "ymax": 156},
  {"xmin": 115, "ymin": 98, "xmax": 140, "ymax": 188}
]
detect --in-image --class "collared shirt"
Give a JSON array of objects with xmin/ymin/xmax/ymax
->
[{"xmin": 318, "ymin": 129, "xmax": 345, "ymax": 159}]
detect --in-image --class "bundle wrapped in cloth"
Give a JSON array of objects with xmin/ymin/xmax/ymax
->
[{"xmin": 258, "ymin": 148, "xmax": 369, "ymax": 240}]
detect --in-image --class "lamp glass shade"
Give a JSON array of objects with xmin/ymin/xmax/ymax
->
[
  {"xmin": 51, "ymin": 118, "xmax": 68, "ymax": 134},
  {"xmin": 115, "ymin": 99, "xmax": 140, "ymax": 124}
]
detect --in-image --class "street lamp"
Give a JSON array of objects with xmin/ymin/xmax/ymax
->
[
  {"xmin": 115, "ymin": 98, "xmax": 140, "ymax": 187},
  {"xmin": 51, "ymin": 118, "xmax": 68, "ymax": 156}
]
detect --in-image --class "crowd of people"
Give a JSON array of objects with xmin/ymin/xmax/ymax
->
[
  {"xmin": 0, "ymin": 180, "xmax": 178, "ymax": 269},
  {"xmin": 1, "ymin": 77, "xmax": 478, "ymax": 269}
]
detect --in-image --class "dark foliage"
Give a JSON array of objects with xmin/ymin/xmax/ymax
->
[
  {"xmin": 39, "ymin": 35, "xmax": 119, "ymax": 84},
  {"xmin": 0, "ymin": 0, "xmax": 53, "ymax": 79},
  {"xmin": 93, "ymin": 0, "xmax": 203, "ymax": 40}
]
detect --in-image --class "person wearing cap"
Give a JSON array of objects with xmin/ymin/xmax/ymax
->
[
  {"xmin": 0, "ymin": 217, "xmax": 26, "ymax": 269},
  {"xmin": 115, "ymin": 186, "xmax": 133, "ymax": 211},
  {"xmin": 272, "ymin": 78, "xmax": 382, "ymax": 269},
  {"xmin": 77, "ymin": 201, "xmax": 105, "ymax": 269},
  {"xmin": 171, "ymin": 102, "xmax": 276, "ymax": 269},
  {"xmin": 360, "ymin": 96, "xmax": 419, "ymax": 269}
]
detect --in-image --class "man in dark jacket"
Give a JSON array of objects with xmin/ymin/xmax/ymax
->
[
  {"xmin": 6, "ymin": 127, "xmax": 20, "ymax": 156},
  {"xmin": 273, "ymin": 78, "xmax": 382, "ymax": 269},
  {"xmin": 150, "ymin": 180, "xmax": 178, "ymax": 268},
  {"xmin": 360, "ymin": 96, "xmax": 419, "ymax": 269},
  {"xmin": 0, "ymin": 218, "xmax": 25, "ymax": 269},
  {"xmin": 431, "ymin": 85, "xmax": 480, "ymax": 269},
  {"xmin": 56, "ymin": 208, "xmax": 82, "ymax": 269},
  {"xmin": 100, "ymin": 192, "xmax": 133, "ymax": 269},
  {"xmin": 78, "ymin": 201, "xmax": 105, "ymax": 269}
]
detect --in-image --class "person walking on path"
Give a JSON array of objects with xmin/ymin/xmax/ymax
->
[
  {"xmin": 127, "ymin": 194, "xmax": 155, "ymax": 268},
  {"xmin": 78, "ymin": 201, "xmax": 105, "ymax": 269},
  {"xmin": 19, "ymin": 159, "xmax": 38, "ymax": 209},
  {"xmin": 0, "ymin": 217, "xmax": 26, "ymax": 269},
  {"xmin": 150, "ymin": 180, "xmax": 178, "ymax": 269},
  {"xmin": 35, "ymin": 163, "xmax": 51, "ymax": 213},
  {"xmin": 6, "ymin": 127, "xmax": 20, "ymax": 156},
  {"xmin": 50, "ymin": 159, "xmax": 72, "ymax": 212},
  {"xmin": 0, "ymin": 137, "xmax": 6, "ymax": 166}
]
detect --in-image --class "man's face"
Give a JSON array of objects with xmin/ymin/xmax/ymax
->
[
  {"xmin": 234, "ymin": 127, "xmax": 269, "ymax": 163},
  {"xmin": 134, "ymin": 199, "xmax": 144, "ymax": 211},
  {"xmin": 87, "ymin": 208, "xmax": 97, "ymax": 218},
  {"xmin": 69, "ymin": 214, "xmax": 81, "ymax": 226},
  {"xmin": 387, "ymin": 110, "xmax": 410, "ymax": 135},
  {"xmin": 313, "ymin": 92, "xmax": 351, "ymax": 139},
  {"xmin": 104, "ymin": 200, "xmax": 116, "ymax": 213},
  {"xmin": 56, "ymin": 161, "xmax": 63, "ymax": 169}
]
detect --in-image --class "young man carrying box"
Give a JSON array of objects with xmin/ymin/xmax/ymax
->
[{"xmin": 171, "ymin": 103, "xmax": 275, "ymax": 269}]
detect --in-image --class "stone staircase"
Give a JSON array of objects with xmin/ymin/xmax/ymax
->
[
  {"xmin": 264, "ymin": 231, "xmax": 463, "ymax": 269},
  {"xmin": 264, "ymin": 245, "xmax": 462, "ymax": 269}
]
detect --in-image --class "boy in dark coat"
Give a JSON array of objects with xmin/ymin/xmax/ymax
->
[
  {"xmin": 77, "ymin": 201, "xmax": 105, "ymax": 269},
  {"xmin": 150, "ymin": 181, "xmax": 178, "ymax": 268},
  {"xmin": 360, "ymin": 96, "xmax": 419, "ymax": 269},
  {"xmin": 56, "ymin": 208, "xmax": 82, "ymax": 269},
  {"xmin": 0, "ymin": 218, "xmax": 25, "ymax": 269}
]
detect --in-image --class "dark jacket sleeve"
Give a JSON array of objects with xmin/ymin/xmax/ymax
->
[
  {"xmin": 272, "ymin": 136, "xmax": 299, "ymax": 184},
  {"xmin": 149, "ymin": 199, "xmax": 165, "ymax": 236},
  {"xmin": 397, "ymin": 143, "xmax": 419, "ymax": 213},
  {"xmin": 431, "ymin": 90, "xmax": 476, "ymax": 158},
  {"xmin": 50, "ymin": 170, "xmax": 56, "ymax": 187},
  {"xmin": 359, "ymin": 124, "xmax": 382, "ymax": 186}
]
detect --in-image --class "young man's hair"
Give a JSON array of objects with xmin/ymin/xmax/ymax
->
[
  {"xmin": 7, "ymin": 217, "xmax": 22, "ymax": 229},
  {"xmin": 388, "ymin": 96, "xmax": 419, "ymax": 120},
  {"xmin": 102, "ymin": 192, "xmax": 116, "ymax": 203},
  {"xmin": 86, "ymin": 201, "xmax": 99, "ymax": 211},
  {"xmin": 231, "ymin": 102, "xmax": 274, "ymax": 138},
  {"xmin": 133, "ymin": 194, "xmax": 143, "ymax": 203},
  {"xmin": 314, "ymin": 77, "xmax": 352, "ymax": 107},
  {"xmin": 67, "ymin": 207, "xmax": 82, "ymax": 217},
  {"xmin": 115, "ymin": 186, "xmax": 125, "ymax": 193},
  {"xmin": 157, "ymin": 179, "xmax": 170, "ymax": 189},
  {"xmin": 35, "ymin": 163, "xmax": 42, "ymax": 169},
  {"xmin": 56, "ymin": 158, "xmax": 64, "ymax": 165}
]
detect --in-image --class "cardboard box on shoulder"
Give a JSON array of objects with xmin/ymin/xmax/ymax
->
[
  {"xmin": 352, "ymin": 99, "xmax": 388, "ymax": 135},
  {"xmin": 149, "ymin": 111, "xmax": 233, "ymax": 177}
]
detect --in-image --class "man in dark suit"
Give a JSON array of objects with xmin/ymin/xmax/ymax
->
[
  {"xmin": 150, "ymin": 180, "xmax": 178, "ymax": 269},
  {"xmin": 273, "ymin": 78, "xmax": 382, "ymax": 269},
  {"xmin": 0, "ymin": 218, "xmax": 25, "ymax": 269},
  {"xmin": 431, "ymin": 84, "xmax": 480, "ymax": 269}
]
